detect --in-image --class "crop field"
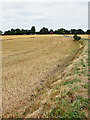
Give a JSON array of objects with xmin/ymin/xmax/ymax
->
[{"xmin": 2, "ymin": 35, "xmax": 88, "ymax": 118}]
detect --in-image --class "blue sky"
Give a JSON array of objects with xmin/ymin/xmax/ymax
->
[{"xmin": 0, "ymin": 1, "xmax": 88, "ymax": 32}]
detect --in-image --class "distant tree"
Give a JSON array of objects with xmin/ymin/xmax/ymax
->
[
  {"xmin": 76, "ymin": 29, "xmax": 84, "ymax": 34},
  {"xmin": 65, "ymin": 30, "xmax": 70, "ymax": 34},
  {"xmin": 22, "ymin": 29, "xmax": 29, "ymax": 35},
  {"xmin": 57, "ymin": 28, "xmax": 66, "ymax": 34},
  {"xmin": 70, "ymin": 29, "xmax": 85, "ymax": 34},
  {"xmin": 3, "ymin": 27, "xmax": 86, "ymax": 35},
  {"xmin": 0, "ymin": 30, "xmax": 3, "ymax": 35},
  {"xmin": 4, "ymin": 30, "xmax": 11, "ymax": 35},
  {"xmin": 36, "ymin": 31, "xmax": 39, "ymax": 34},
  {"xmin": 27, "ymin": 30, "xmax": 31, "ymax": 35},
  {"xmin": 15, "ymin": 28, "xmax": 21, "ymax": 35},
  {"xmin": 10, "ymin": 28, "xmax": 15, "ymax": 35},
  {"xmin": 31, "ymin": 26, "xmax": 36, "ymax": 34},
  {"xmin": 39, "ymin": 27, "xmax": 49, "ymax": 34},
  {"xmin": 73, "ymin": 34, "xmax": 81, "ymax": 41},
  {"xmin": 86, "ymin": 29, "xmax": 90, "ymax": 34},
  {"xmin": 50, "ymin": 29, "xmax": 53, "ymax": 32},
  {"xmin": 4, "ymin": 28, "xmax": 31, "ymax": 35},
  {"xmin": 70, "ymin": 29, "xmax": 77, "ymax": 34},
  {"xmin": 54, "ymin": 30, "xmax": 58, "ymax": 34},
  {"xmin": 21, "ymin": 29, "xmax": 25, "ymax": 34}
]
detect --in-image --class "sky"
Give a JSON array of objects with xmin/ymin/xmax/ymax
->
[{"xmin": 0, "ymin": 1, "xmax": 89, "ymax": 32}]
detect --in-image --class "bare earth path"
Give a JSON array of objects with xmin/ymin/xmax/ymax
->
[{"xmin": 2, "ymin": 35, "xmax": 80, "ymax": 118}]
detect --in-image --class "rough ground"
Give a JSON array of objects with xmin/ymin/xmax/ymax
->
[
  {"xmin": 24, "ymin": 40, "xmax": 88, "ymax": 119},
  {"xmin": 2, "ymin": 35, "xmax": 88, "ymax": 118}
]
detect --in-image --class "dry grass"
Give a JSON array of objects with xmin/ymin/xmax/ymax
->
[
  {"xmin": 2, "ymin": 35, "xmax": 80, "ymax": 118},
  {"xmin": 24, "ymin": 40, "xmax": 88, "ymax": 119},
  {"xmin": 1, "ymin": 34, "xmax": 61, "ymax": 41}
]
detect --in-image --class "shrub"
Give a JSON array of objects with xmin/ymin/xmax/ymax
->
[{"xmin": 73, "ymin": 34, "xmax": 81, "ymax": 41}]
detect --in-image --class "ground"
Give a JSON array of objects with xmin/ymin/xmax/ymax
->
[{"xmin": 2, "ymin": 35, "xmax": 88, "ymax": 118}]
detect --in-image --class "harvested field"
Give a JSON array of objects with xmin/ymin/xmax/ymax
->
[
  {"xmin": 1, "ymin": 34, "xmax": 61, "ymax": 41},
  {"xmin": 2, "ymin": 35, "xmax": 84, "ymax": 118}
]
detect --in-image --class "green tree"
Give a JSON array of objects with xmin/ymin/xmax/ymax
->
[
  {"xmin": 70, "ymin": 29, "xmax": 84, "ymax": 34},
  {"xmin": 39, "ymin": 27, "xmax": 49, "ymax": 34},
  {"xmin": 31, "ymin": 26, "xmax": 36, "ymax": 34},
  {"xmin": 76, "ymin": 29, "xmax": 84, "ymax": 34},
  {"xmin": 86, "ymin": 29, "xmax": 90, "ymax": 34},
  {"xmin": 50, "ymin": 29, "xmax": 53, "ymax": 32},
  {"xmin": 57, "ymin": 28, "xmax": 66, "ymax": 34},
  {"xmin": 73, "ymin": 34, "xmax": 81, "ymax": 41},
  {"xmin": 70, "ymin": 29, "xmax": 76, "ymax": 34},
  {"xmin": 0, "ymin": 30, "xmax": 3, "ymax": 35}
]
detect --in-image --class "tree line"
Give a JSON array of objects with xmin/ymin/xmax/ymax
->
[{"xmin": 0, "ymin": 26, "xmax": 90, "ymax": 35}]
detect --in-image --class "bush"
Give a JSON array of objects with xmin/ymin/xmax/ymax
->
[{"xmin": 73, "ymin": 34, "xmax": 81, "ymax": 41}]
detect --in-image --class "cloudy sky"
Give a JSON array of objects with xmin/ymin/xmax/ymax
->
[{"xmin": 0, "ymin": 0, "xmax": 88, "ymax": 32}]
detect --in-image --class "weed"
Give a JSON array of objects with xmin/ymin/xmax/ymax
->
[
  {"xmin": 88, "ymin": 63, "xmax": 90, "ymax": 66},
  {"xmin": 49, "ymin": 107, "xmax": 55, "ymax": 116},
  {"xmin": 73, "ymin": 85, "xmax": 79, "ymax": 91},
  {"xmin": 23, "ymin": 111, "xmax": 26, "ymax": 115},
  {"xmin": 81, "ymin": 59, "xmax": 85, "ymax": 67},
  {"xmin": 76, "ymin": 95, "xmax": 84, "ymax": 103},
  {"xmin": 80, "ymin": 70, "xmax": 86, "ymax": 74},
  {"xmin": 81, "ymin": 112, "xmax": 85, "ymax": 118},
  {"xmin": 84, "ymin": 83, "xmax": 88, "ymax": 89},
  {"xmin": 79, "ymin": 40, "xmax": 84, "ymax": 45},
  {"xmin": 81, "ymin": 98, "xmax": 88, "ymax": 109},
  {"xmin": 72, "ymin": 67, "xmax": 80, "ymax": 71},
  {"xmin": 63, "ymin": 78, "xmax": 81, "ymax": 86}
]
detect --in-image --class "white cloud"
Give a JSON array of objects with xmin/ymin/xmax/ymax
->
[
  {"xmin": 0, "ymin": 0, "xmax": 89, "ymax": 3},
  {"xmin": 1, "ymin": 2, "xmax": 88, "ymax": 32}
]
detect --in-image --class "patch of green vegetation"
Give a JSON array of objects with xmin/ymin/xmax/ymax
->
[
  {"xmin": 80, "ymin": 59, "xmax": 86, "ymax": 67},
  {"xmin": 49, "ymin": 107, "xmax": 55, "ymax": 117},
  {"xmin": 49, "ymin": 100, "xmax": 81, "ymax": 118},
  {"xmin": 84, "ymin": 83, "xmax": 88, "ymax": 89},
  {"xmin": 79, "ymin": 40, "xmax": 84, "ymax": 45},
  {"xmin": 23, "ymin": 111, "xmax": 26, "ymax": 115},
  {"xmin": 68, "ymin": 73, "xmax": 72, "ymax": 76},
  {"xmin": 88, "ymin": 63, "xmax": 90, "ymax": 66},
  {"xmin": 88, "ymin": 56, "xmax": 90, "ymax": 59},
  {"xmin": 76, "ymin": 95, "xmax": 84, "ymax": 103},
  {"xmin": 71, "ymin": 67, "xmax": 82, "ymax": 75},
  {"xmin": 80, "ymin": 70, "xmax": 86, "ymax": 74},
  {"xmin": 86, "ymin": 58, "xmax": 90, "ymax": 63},
  {"xmin": 73, "ymin": 85, "xmax": 79, "ymax": 92},
  {"xmin": 63, "ymin": 78, "xmax": 81, "ymax": 86},
  {"xmin": 62, "ymin": 89, "xmax": 66, "ymax": 97},
  {"xmin": 88, "ymin": 50, "xmax": 90, "ymax": 53},
  {"xmin": 67, "ymin": 85, "xmax": 79, "ymax": 95},
  {"xmin": 16, "ymin": 112, "xmax": 20, "ymax": 118},
  {"xmin": 16, "ymin": 116, "xmax": 19, "ymax": 118},
  {"xmin": 48, "ymin": 94, "xmax": 88, "ymax": 118},
  {"xmin": 46, "ymin": 80, "xmax": 49, "ymax": 84},
  {"xmin": 86, "ymin": 74, "xmax": 90, "ymax": 76},
  {"xmin": 81, "ymin": 98, "xmax": 88, "ymax": 109},
  {"xmin": 85, "ymin": 49, "xmax": 88, "ymax": 53},
  {"xmin": 72, "ymin": 67, "xmax": 80, "ymax": 71}
]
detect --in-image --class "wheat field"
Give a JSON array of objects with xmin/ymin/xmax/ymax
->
[{"xmin": 2, "ymin": 35, "xmax": 80, "ymax": 117}]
